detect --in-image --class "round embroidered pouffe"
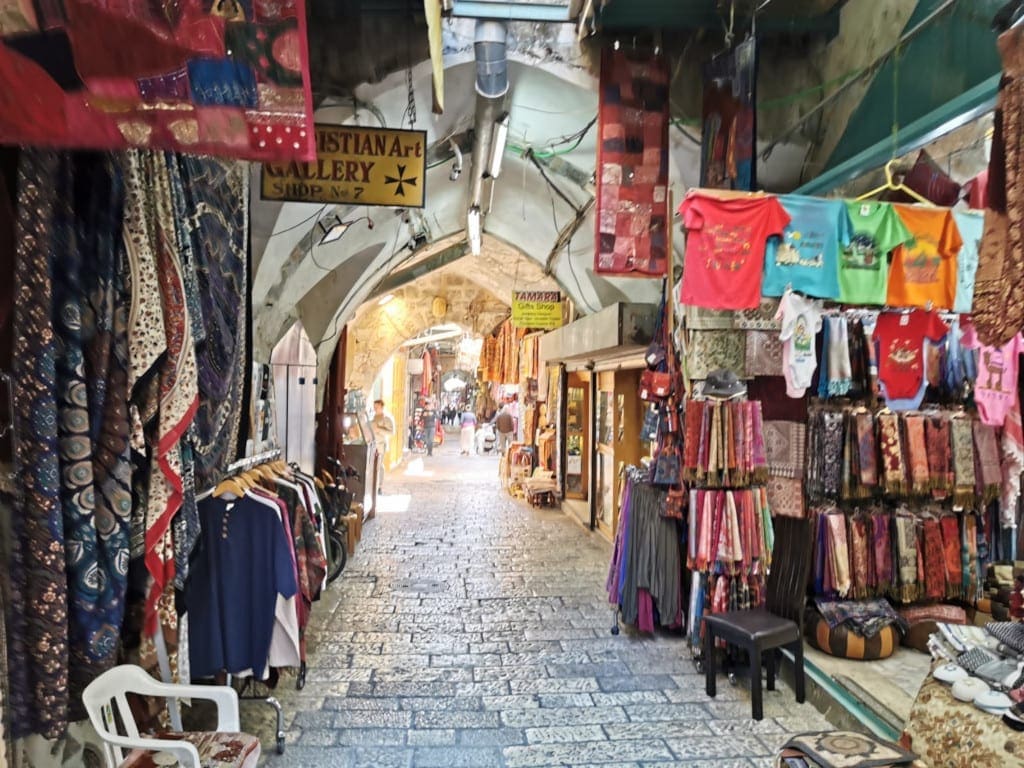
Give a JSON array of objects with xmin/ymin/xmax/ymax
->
[{"xmin": 806, "ymin": 614, "xmax": 898, "ymax": 660}]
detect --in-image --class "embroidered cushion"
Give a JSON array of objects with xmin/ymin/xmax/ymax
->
[{"xmin": 119, "ymin": 732, "xmax": 260, "ymax": 768}]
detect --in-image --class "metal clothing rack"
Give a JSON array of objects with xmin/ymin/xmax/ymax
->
[{"xmin": 195, "ymin": 447, "xmax": 288, "ymax": 754}]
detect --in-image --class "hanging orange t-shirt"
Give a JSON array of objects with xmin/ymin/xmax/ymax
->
[{"xmin": 886, "ymin": 205, "xmax": 963, "ymax": 310}]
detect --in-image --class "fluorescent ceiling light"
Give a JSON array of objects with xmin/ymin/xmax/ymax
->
[
  {"xmin": 378, "ymin": 293, "xmax": 395, "ymax": 306},
  {"xmin": 489, "ymin": 112, "xmax": 510, "ymax": 179},
  {"xmin": 467, "ymin": 205, "xmax": 482, "ymax": 256},
  {"xmin": 317, "ymin": 215, "xmax": 349, "ymax": 244}
]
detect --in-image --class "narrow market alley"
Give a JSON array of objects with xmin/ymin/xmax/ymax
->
[{"xmin": 252, "ymin": 432, "xmax": 831, "ymax": 767}]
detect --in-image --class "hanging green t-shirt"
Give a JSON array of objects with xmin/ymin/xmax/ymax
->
[{"xmin": 838, "ymin": 201, "xmax": 912, "ymax": 305}]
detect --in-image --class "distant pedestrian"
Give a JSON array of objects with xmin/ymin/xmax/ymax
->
[
  {"xmin": 494, "ymin": 404, "xmax": 515, "ymax": 456},
  {"xmin": 423, "ymin": 399, "xmax": 437, "ymax": 457},
  {"xmin": 459, "ymin": 409, "xmax": 477, "ymax": 455},
  {"xmin": 371, "ymin": 399, "xmax": 395, "ymax": 493}
]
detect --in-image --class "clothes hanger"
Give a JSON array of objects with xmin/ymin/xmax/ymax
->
[
  {"xmin": 213, "ymin": 475, "xmax": 248, "ymax": 498},
  {"xmin": 855, "ymin": 159, "xmax": 931, "ymax": 205}
]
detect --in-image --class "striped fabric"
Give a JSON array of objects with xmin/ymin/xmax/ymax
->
[{"xmin": 808, "ymin": 615, "xmax": 898, "ymax": 660}]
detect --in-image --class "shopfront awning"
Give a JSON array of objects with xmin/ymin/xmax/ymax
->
[{"xmin": 538, "ymin": 302, "xmax": 658, "ymax": 371}]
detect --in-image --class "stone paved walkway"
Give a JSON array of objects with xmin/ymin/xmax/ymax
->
[{"xmin": 252, "ymin": 439, "xmax": 831, "ymax": 766}]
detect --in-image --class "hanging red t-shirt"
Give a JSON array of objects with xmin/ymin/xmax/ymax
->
[
  {"xmin": 679, "ymin": 191, "xmax": 790, "ymax": 310},
  {"xmin": 873, "ymin": 310, "xmax": 949, "ymax": 399}
]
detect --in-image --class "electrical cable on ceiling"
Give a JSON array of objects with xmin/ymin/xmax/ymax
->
[{"xmin": 267, "ymin": 205, "xmax": 329, "ymax": 238}]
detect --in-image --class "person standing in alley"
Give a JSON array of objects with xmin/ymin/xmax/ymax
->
[
  {"xmin": 371, "ymin": 399, "xmax": 395, "ymax": 493},
  {"xmin": 495, "ymin": 403, "xmax": 515, "ymax": 456}
]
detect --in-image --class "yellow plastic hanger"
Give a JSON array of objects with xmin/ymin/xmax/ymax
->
[
  {"xmin": 213, "ymin": 475, "xmax": 248, "ymax": 498},
  {"xmin": 855, "ymin": 160, "xmax": 930, "ymax": 205}
]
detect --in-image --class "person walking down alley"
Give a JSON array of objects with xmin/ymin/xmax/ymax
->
[
  {"xmin": 371, "ymin": 399, "xmax": 395, "ymax": 493},
  {"xmin": 422, "ymin": 399, "xmax": 437, "ymax": 457},
  {"xmin": 495, "ymin": 404, "xmax": 515, "ymax": 456},
  {"xmin": 459, "ymin": 409, "xmax": 477, "ymax": 455}
]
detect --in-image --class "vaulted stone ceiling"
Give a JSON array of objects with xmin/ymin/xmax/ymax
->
[{"xmin": 252, "ymin": 0, "xmax": 914, "ymax": 391}]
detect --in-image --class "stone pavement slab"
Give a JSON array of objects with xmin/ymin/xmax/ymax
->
[{"xmin": 251, "ymin": 447, "xmax": 831, "ymax": 765}]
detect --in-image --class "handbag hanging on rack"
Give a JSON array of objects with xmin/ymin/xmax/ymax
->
[{"xmin": 639, "ymin": 289, "xmax": 677, "ymax": 402}]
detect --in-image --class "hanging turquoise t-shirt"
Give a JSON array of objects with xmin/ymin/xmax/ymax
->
[
  {"xmin": 952, "ymin": 210, "xmax": 984, "ymax": 314},
  {"xmin": 838, "ymin": 201, "xmax": 912, "ymax": 305},
  {"xmin": 762, "ymin": 194, "xmax": 852, "ymax": 299}
]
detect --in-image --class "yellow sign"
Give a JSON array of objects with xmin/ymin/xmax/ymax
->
[
  {"xmin": 261, "ymin": 124, "xmax": 427, "ymax": 207},
  {"xmin": 512, "ymin": 291, "xmax": 563, "ymax": 330}
]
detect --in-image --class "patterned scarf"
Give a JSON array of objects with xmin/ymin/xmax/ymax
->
[
  {"xmin": 963, "ymin": 513, "xmax": 979, "ymax": 602},
  {"xmin": 8, "ymin": 151, "xmax": 70, "ymax": 739},
  {"xmin": 895, "ymin": 513, "xmax": 919, "ymax": 603},
  {"xmin": 1002, "ymin": 395, "xmax": 1024, "ymax": 527},
  {"xmin": 925, "ymin": 415, "xmax": 953, "ymax": 499},
  {"xmin": 922, "ymin": 517, "xmax": 946, "ymax": 601},
  {"xmin": 973, "ymin": 421, "xmax": 1003, "ymax": 505},
  {"xmin": 848, "ymin": 514, "xmax": 871, "ymax": 599},
  {"xmin": 826, "ymin": 511, "xmax": 851, "ymax": 598},
  {"xmin": 822, "ymin": 410, "xmax": 845, "ymax": 498},
  {"xmin": 697, "ymin": 400, "xmax": 710, "ymax": 482},
  {"xmin": 855, "ymin": 411, "xmax": 878, "ymax": 487},
  {"xmin": 683, "ymin": 401, "xmax": 702, "ymax": 481},
  {"xmin": 904, "ymin": 414, "xmax": 930, "ymax": 496},
  {"xmin": 878, "ymin": 412, "xmax": 906, "ymax": 497},
  {"xmin": 174, "ymin": 156, "xmax": 249, "ymax": 489},
  {"xmin": 125, "ymin": 151, "xmax": 200, "ymax": 637},
  {"xmin": 872, "ymin": 510, "xmax": 893, "ymax": 592},
  {"xmin": 951, "ymin": 417, "xmax": 977, "ymax": 507},
  {"xmin": 750, "ymin": 400, "xmax": 768, "ymax": 482},
  {"xmin": 940, "ymin": 515, "xmax": 963, "ymax": 599}
]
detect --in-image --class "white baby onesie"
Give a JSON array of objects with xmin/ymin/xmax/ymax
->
[{"xmin": 775, "ymin": 288, "xmax": 824, "ymax": 398}]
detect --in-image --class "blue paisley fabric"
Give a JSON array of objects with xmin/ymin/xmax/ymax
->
[
  {"xmin": 57, "ymin": 153, "xmax": 132, "ymax": 719},
  {"xmin": 174, "ymin": 155, "xmax": 249, "ymax": 491}
]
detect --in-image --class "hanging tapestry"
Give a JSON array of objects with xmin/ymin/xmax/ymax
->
[
  {"xmin": 0, "ymin": 0, "xmax": 314, "ymax": 162},
  {"xmin": 595, "ymin": 47, "xmax": 669, "ymax": 277},
  {"xmin": 56, "ymin": 153, "xmax": 133, "ymax": 720},
  {"xmin": 7, "ymin": 150, "xmax": 69, "ymax": 740},
  {"xmin": 174, "ymin": 155, "xmax": 249, "ymax": 490}
]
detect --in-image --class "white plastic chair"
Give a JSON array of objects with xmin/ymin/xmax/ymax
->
[{"xmin": 82, "ymin": 664, "xmax": 259, "ymax": 768}]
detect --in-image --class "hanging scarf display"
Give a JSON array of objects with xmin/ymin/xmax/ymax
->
[
  {"xmin": 963, "ymin": 513, "xmax": 980, "ymax": 602},
  {"xmin": 878, "ymin": 412, "xmax": 907, "ymax": 497},
  {"xmin": 940, "ymin": 514, "xmax": 963, "ymax": 599},
  {"xmin": 821, "ymin": 410, "xmax": 845, "ymax": 498},
  {"xmin": 826, "ymin": 511, "xmax": 851, "ymax": 598},
  {"xmin": 973, "ymin": 421, "xmax": 1003, "ymax": 505},
  {"xmin": 848, "ymin": 513, "xmax": 871, "ymax": 599},
  {"xmin": 855, "ymin": 411, "xmax": 878, "ymax": 489},
  {"xmin": 872, "ymin": 509, "xmax": 893, "ymax": 593},
  {"xmin": 925, "ymin": 415, "xmax": 953, "ymax": 500},
  {"xmin": 750, "ymin": 400, "xmax": 768, "ymax": 482},
  {"xmin": 903, "ymin": 414, "xmax": 930, "ymax": 496},
  {"xmin": 921, "ymin": 517, "xmax": 946, "ymax": 601},
  {"xmin": 950, "ymin": 417, "xmax": 977, "ymax": 507},
  {"xmin": 1002, "ymin": 395, "xmax": 1024, "ymax": 527},
  {"xmin": 827, "ymin": 315, "xmax": 853, "ymax": 396},
  {"xmin": 895, "ymin": 513, "xmax": 919, "ymax": 603}
]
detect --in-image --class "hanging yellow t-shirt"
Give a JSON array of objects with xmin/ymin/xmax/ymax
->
[{"xmin": 886, "ymin": 205, "xmax": 963, "ymax": 310}]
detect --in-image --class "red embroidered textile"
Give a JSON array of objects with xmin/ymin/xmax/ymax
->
[
  {"xmin": 0, "ymin": 1, "xmax": 313, "ymax": 161},
  {"xmin": 595, "ymin": 48, "xmax": 670, "ymax": 276}
]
